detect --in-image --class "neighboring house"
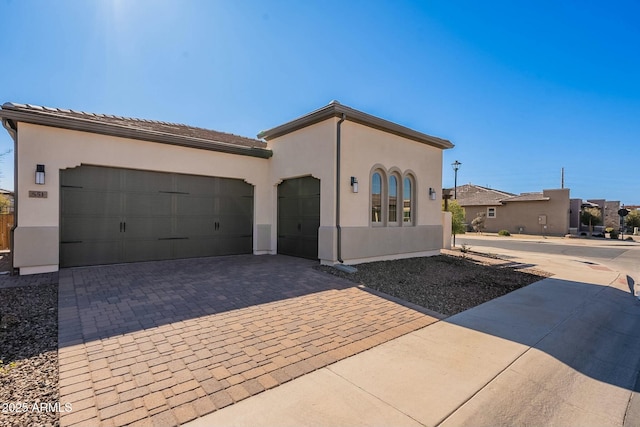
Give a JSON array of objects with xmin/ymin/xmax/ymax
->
[
  {"xmin": 0, "ymin": 101, "xmax": 453, "ymax": 275},
  {"xmin": 569, "ymin": 199, "xmax": 625, "ymax": 231},
  {"xmin": 0, "ymin": 189, "xmax": 14, "ymax": 213},
  {"xmin": 454, "ymin": 184, "xmax": 570, "ymax": 236}
]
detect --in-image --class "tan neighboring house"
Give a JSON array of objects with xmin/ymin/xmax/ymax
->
[
  {"xmin": 454, "ymin": 184, "xmax": 570, "ymax": 236},
  {"xmin": 0, "ymin": 101, "xmax": 453, "ymax": 275}
]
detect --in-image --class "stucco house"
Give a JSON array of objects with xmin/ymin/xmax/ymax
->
[
  {"xmin": 454, "ymin": 184, "xmax": 570, "ymax": 236},
  {"xmin": 0, "ymin": 101, "xmax": 453, "ymax": 275}
]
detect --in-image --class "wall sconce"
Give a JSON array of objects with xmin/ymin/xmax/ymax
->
[
  {"xmin": 35, "ymin": 164, "xmax": 45, "ymax": 185},
  {"xmin": 429, "ymin": 187, "xmax": 436, "ymax": 200},
  {"xmin": 350, "ymin": 176, "xmax": 359, "ymax": 193}
]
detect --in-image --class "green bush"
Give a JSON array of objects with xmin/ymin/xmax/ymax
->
[
  {"xmin": 498, "ymin": 229, "xmax": 511, "ymax": 236},
  {"xmin": 609, "ymin": 230, "xmax": 619, "ymax": 239},
  {"xmin": 605, "ymin": 227, "xmax": 615, "ymax": 233}
]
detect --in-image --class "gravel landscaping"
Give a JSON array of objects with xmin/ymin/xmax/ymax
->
[
  {"xmin": 317, "ymin": 253, "xmax": 552, "ymax": 316},
  {"xmin": 0, "ymin": 252, "xmax": 550, "ymax": 427},
  {"xmin": 0, "ymin": 279, "xmax": 59, "ymax": 427}
]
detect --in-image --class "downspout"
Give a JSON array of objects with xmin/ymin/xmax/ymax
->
[
  {"xmin": 336, "ymin": 113, "xmax": 346, "ymax": 263},
  {"xmin": 2, "ymin": 118, "xmax": 17, "ymax": 275}
]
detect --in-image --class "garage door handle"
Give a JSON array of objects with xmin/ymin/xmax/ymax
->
[
  {"xmin": 297, "ymin": 223, "xmax": 301, "ymax": 231},
  {"xmin": 120, "ymin": 222, "xmax": 126, "ymax": 232}
]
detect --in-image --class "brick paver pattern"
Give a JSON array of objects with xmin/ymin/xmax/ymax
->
[{"xmin": 58, "ymin": 255, "xmax": 438, "ymax": 426}]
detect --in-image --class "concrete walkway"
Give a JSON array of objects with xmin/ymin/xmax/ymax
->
[
  {"xmin": 188, "ymin": 246, "xmax": 640, "ymax": 426},
  {"xmin": 57, "ymin": 255, "xmax": 439, "ymax": 426}
]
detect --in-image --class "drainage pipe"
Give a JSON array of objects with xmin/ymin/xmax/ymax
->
[
  {"xmin": 2, "ymin": 117, "xmax": 17, "ymax": 275},
  {"xmin": 336, "ymin": 113, "xmax": 346, "ymax": 263}
]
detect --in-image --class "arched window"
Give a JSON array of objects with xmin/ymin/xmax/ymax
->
[
  {"xmin": 388, "ymin": 175, "xmax": 398, "ymax": 224},
  {"xmin": 371, "ymin": 172, "xmax": 382, "ymax": 223},
  {"xmin": 403, "ymin": 176, "xmax": 414, "ymax": 225}
]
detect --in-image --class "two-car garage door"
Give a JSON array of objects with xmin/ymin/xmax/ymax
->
[{"xmin": 60, "ymin": 165, "xmax": 253, "ymax": 267}]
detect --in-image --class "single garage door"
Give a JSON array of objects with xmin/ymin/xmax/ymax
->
[
  {"xmin": 60, "ymin": 165, "xmax": 253, "ymax": 267},
  {"xmin": 277, "ymin": 176, "xmax": 320, "ymax": 259}
]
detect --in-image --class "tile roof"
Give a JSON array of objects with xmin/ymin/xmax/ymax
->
[
  {"xmin": 0, "ymin": 103, "xmax": 270, "ymax": 157},
  {"xmin": 453, "ymin": 184, "xmax": 515, "ymax": 206},
  {"xmin": 258, "ymin": 100, "xmax": 454, "ymax": 150},
  {"xmin": 501, "ymin": 192, "xmax": 550, "ymax": 202},
  {"xmin": 454, "ymin": 184, "xmax": 562, "ymax": 206}
]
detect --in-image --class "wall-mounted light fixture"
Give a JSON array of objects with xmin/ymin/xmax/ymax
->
[
  {"xmin": 429, "ymin": 187, "xmax": 437, "ymax": 200},
  {"xmin": 350, "ymin": 176, "xmax": 359, "ymax": 193},
  {"xmin": 35, "ymin": 164, "xmax": 45, "ymax": 185}
]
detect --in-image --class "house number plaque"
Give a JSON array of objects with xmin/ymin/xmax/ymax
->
[{"xmin": 28, "ymin": 190, "xmax": 48, "ymax": 198}]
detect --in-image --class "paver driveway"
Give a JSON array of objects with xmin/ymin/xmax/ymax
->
[{"xmin": 58, "ymin": 255, "xmax": 440, "ymax": 426}]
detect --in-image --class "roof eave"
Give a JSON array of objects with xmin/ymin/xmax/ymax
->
[
  {"xmin": 258, "ymin": 102, "xmax": 454, "ymax": 150},
  {"xmin": 0, "ymin": 108, "xmax": 273, "ymax": 159}
]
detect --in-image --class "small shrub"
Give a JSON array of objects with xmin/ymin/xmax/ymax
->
[
  {"xmin": 609, "ymin": 230, "xmax": 619, "ymax": 239},
  {"xmin": 498, "ymin": 229, "xmax": 511, "ymax": 236},
  {"xmin": 0, "ymin": 359, "xmax": 18, "ymax": 375},
  {"xmin": 605, "ymin": 227, "xmax": 614, "ymax": 233}
]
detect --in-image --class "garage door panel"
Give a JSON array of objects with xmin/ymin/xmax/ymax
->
[
  {"xmin": 276, "ymin": 237, "xmax": 299, "ymax": 257},
  {"xmin": 123, "ymin": 239, "xmax": 173, "ymax": 262},
  {"xmin": 278, "ymin": 216, "xmax": 301, "ymax": 235},
  {"xmin": 176, "ymin": 195, "xmax": 215, "ymax": 215},
  {"xmin": 175, "ymin": 216, "xmax": 216, "ymax": 237},
  {"xmin": 60, "ymin": 241, "xmax": 121, "ymax": 267},
  {"xmin": 217, "ymin": 214, "xmax": 252, "ymax": 236},
  {"xmin": 124, "ymin": 193, "xmax": 172, "ymax": 217},
  {"xmin": 217, "ymin": 236, "xmax": 253, "ymax": 255},
  {"xmin": 124, "ymin": 169, "xmax": 173, "ymax": 192},
  {"xmin": 60, "ymin": 216, "xmax": 122, "ymax": 241},
  {"xmin": 122, "ymin": 217, "xmax": 173, "ymax": 239},
  {"xmin": 219, "ymin": 195, "xmax": 252, "ymax": 216},
  {"xmin": 176, "ymin": 174, "xmax": 217, "ymax": 196},
  {"xmin": 301, "ymin": 196, "xmax": 320, "ymax": 216},
  {"xmin": 61, "ymin": 190, "xmax": 121, "ymax": 216},
  {"xmin": 61, "ymin": 166, "xmax": 121, "ymax": 191},
  {"xmin": 220, "ymin": 178, "xmax": 253, "ymax": 197},
  {"xmin": 278, "ymin": 198, "xmax": 299, "ymax": 215},
  {"xmin": 173, "ymin": 237, "xmax": 221, "ymax": 258}
]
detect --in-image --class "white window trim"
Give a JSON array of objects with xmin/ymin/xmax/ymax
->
[{"xmin": 487, "ymin": 207, "xmax": 497, "ymax": 218}]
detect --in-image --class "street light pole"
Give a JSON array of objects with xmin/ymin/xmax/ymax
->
[{"xmin": 452, "ymin": 160, "xmax": 462, "ymax": 199}]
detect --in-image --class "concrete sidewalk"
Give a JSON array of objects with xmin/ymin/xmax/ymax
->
[{"xmin": 187, "ymin": 249, "xmax": 640, "ymax": 426}]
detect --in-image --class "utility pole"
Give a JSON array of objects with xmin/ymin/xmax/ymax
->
[{"xmin": 561, "ymin": 167, "xmax": 564, "ymax": 189}]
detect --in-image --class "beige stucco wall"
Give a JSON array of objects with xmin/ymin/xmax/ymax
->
[
  {"xmin": 464, "ymin": 189, "xmax": 570, "ymax": 236},
  {"xmin": 267, "ymin": 117, "xmax": 445, "ymax": 264},
  {"xmin": 15, "ymin": 123, "xmax": 271, "ymax": 273},
  {"xmin": 266, "ymin": 119, "xmax": 337, "ymax": 261},
  {"xmin": 15, "ymin": 115, "xmax": 447, "ymax": 273},
  {"xmin": 337, "ymin": 120, "xmax": 444, "ymax": 263}
]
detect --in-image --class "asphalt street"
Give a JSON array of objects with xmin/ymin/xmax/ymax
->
[{"xmin": 457, "ymin": 234, "xmax": 640, "ymax": 289}]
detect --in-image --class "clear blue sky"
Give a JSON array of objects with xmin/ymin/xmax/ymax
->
[{"xmin": 1, "ymin": 0, "xmax": 639, "ymax": 204}]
